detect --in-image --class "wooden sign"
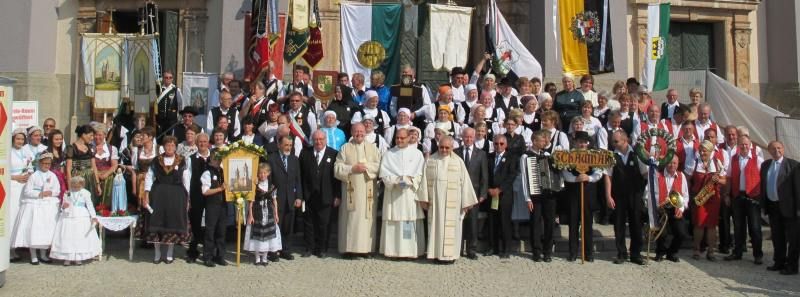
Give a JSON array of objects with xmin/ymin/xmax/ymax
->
[{"xmin": 553, "ymin": 149, "xmax": 616, "ymax": 173}]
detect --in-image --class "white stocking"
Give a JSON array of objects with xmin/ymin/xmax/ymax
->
[
  {"xmin": 29, "ymin": 248, "xmax": 38, "ymax": 262},
  {"xmin": 166, "ymin": 244, "xmax": 174, "ymax": 260},
  {"xmin": 154, "ymin": 243, "xmax": 162, "ymax": 261}
]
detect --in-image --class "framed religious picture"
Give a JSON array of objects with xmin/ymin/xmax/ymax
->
[
  {"xmin": 219, "ymin": 141, "xmax": 264, "ymax": 202},
  {"xmin": 312, "ymin": 70, "xmax": 338, "ymax": 102}
]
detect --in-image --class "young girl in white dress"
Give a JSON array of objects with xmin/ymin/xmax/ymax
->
[
  {"xmin": 11, "ymin": 152, "xmax": 61, "ymax": 265},
  {"xmin": 50, "ymin": 176, "xmax": 102, "ymax": 266},
  {"xmin": 245, "ymin": 163, "xmax": 282, "ymax": 265}
]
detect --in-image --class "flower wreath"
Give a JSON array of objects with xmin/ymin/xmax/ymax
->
[
  {"xmin": 635, "ymin": 128, "xmax": 676, "ymax": 167},
  {"xmin": 213, "ymin": 140, "xmax": 268, "ymax": 160}
]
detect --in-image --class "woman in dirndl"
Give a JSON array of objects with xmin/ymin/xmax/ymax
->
[
  {"xmin": 143, "ymin": 135, "xmax": 191, "ymax": 264},
  {"xmin": 92, "ymin": 124, "xmax": 119, "ymax": 206},
  {"xmin": 687, "ymin": 140, "xmax": 727, "ymax": 261},
  {"xmin": 66, "ymin": 125, "xmax": 97, "ymax": 207},
  {"xmin": 133, "ymin": 127, "xmax": 159, "ymax": 245}
]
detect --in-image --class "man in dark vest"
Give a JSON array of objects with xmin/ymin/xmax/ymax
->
[
  {"xmin": 156, "ymin": 71, "xmax": 183, "ymax": 139},
  {"xmin": 606, "ymin": 130, "xmax": 647, "ymax": 265},
  {"xmin": 207, "ymin": 90, "xmax": 240, "ymax": 140},
  {"xmin": 494, "ymin": 77, "xmax": 520, "ymax": 116},
  {"xmin": 186, "ymin": 133, "xmax": 212, "ymax": 263},
  {"xmin": 390, "ymin": 67, "xmax": 428, "ymax": 130},
  {"xmin": 201, "ymin": 150, "xmax": 228, "ymax": 267},
  {"xmin": 282, "ymin": 65, "xmax": 313, "ymax": 100}
]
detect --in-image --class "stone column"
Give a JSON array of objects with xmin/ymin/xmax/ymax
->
[{"xmin": 733, "ymin": 24, "xmax": 752, "ymax": 93}]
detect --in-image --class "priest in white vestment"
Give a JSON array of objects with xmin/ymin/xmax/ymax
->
[
  {"xmin": 334, "ymin": 123, "xmax": 382, "ymax": 255},
  {"xmin": 420, "ymin": 136, "xmax": 478, "ymax": 262},
  {"xmin": 379, "ymin": 128, "xmax": 426, "ymax": 258}
]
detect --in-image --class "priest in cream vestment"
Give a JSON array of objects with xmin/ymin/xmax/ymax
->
[
  {"xmin": 420, "ymin": 136, "xmax": 478, "ymax": 262},
  {"xmin": 379, "ymin": 128, "xmax": 426, "ymax": 258},
  {"xmin": 334, "ymin": 123, "xmax": 382, "ymax": 255}
]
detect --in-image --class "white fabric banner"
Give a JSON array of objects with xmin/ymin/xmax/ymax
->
[
  {"xmin": 181, "ymin": 73, "xmax": 219, "ymax": 127},
  {"xmin": 429, "ymin": 4, "xmax": 473, "ymax": 71},
  {"xmin": 125, "ymin": 35, "xmax": 159, "ymax": 114},
  {"xmin": 705, "ymin": 70, "xmax": 785, "ymax": 147},
  {"xmin": 81, "ymin": 34, "xmax": 130, "ymax": 110},
  {"xmin": 340, "ymin": 4, "xmax": 374, "ymax": 86},
  {"xmin": 485, "ymin": 0, "xmax": 542, "ymax": 80}
]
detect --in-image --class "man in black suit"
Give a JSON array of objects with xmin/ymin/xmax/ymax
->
[
  {"xmin": 268, "ymin": 135, "xmax": 303, "ymax": 260},
  {"xmin": 660, "ymin": 89, "xmax": 688, "ymax": 121},
  {"xmin": 761, "ymin": 141, "xmax": 800, "ymax": 275},
  {"xmin": 299, "ymin": 130, "xmax": 341, "ymax": 258},
  {"xmin": 455, "ymin": 127, "xmax": 488, "ymax": 259},
  {"xmin": 186, "ymin": 133, "xmax": 211, "ymax": 263},
  {"xmin": 487, "ymin": 134, "xmax": 518, "ymax": 258},
  {"xmin": 494, "ymin": 77, "xmax": 520, "ymax": 116}
]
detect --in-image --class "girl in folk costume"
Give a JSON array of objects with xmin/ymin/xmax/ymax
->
[
  {"xmin": 142, "ymin": 136, "xmax": 191, "ymax": 264},
  {"xmin": 245, "ymin": 163, "xmax": 282, "ymax": 265},
  {"xmin": 472, "ymin": 122, "xmax": 494, "ymax": 154},
  {"xmin": 687, "ymin": 140, "xmax": 727, "ymax": 261},
  {"xmin": 594, "ymin": 91, "xmax": 612, "ymax": 127},
  {"xmin": 466, "ymin": 105, "xmax": 497, "ymax": 147},
  {"xmin": 521, "ymin": 97, "xmax": 541, "ymax": 132},
  {"xmin": 9, "ymin": 128, "xmax": 34, "ymax": 261},
  {"xmin": 46, "ymin": 129, "xmax": 68, "ymax": 198},
  {"xmin": 540, "ymin": 110, "xmax": 569, "ymax": 154},
  {"xmin": 507, "ymin": 109, "xmax": 535, "ymax": 150},
  {"xmin": 93, "ymin": 124, "xmax": 119, "ymax": 205},
  {"xmin": 407, "ymin": 127, "xmax": 426, "ymax": 154},
  {"xmin": 66, "ymin": 125, "xmax": 98, "ymax": 211},
  {"xmin": 676, "ymin": 121, "xmax": 700, "ymax": 173},
  {"xmin": 134, "ymin": 127, "xmax": 159, "ymax": 244},
  {"xmin": 50, "ymin": 176, "xmax": 102, "ymax": 266},
  {"xmin": 23, "ymin": 125, "xmax": 48, "ymax": 158},
  {"xmin": 11, "ymin": 153, "xmax": 61, "ymax": 265},
  {"xmin": 425, "ymin": 105, "xmax": 461, "ymax": 144},
  {"xmin": 578, "ymin": 100, "xmax": 603, "ymax": 138}
]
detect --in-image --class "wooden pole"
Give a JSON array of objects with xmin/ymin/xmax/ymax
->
[
  {"xmin": 580, "ymin": 181, "xmax": 585, "ymax": 264},
  {"xmin": 236, "ymin": 203, "xmax": 241, "ymax": 267}
]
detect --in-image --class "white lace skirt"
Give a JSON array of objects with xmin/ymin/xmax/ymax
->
[
  {"xmin": 49, "ymin": 215, "xmax": 101, "ymax": 261},
  {"xmin": 244, "ymin": 224, "xmax": 282, "ymax": 252},
  {"xmin": 11, "ymin": 198, "xmax": 59, "ymax": 248}
]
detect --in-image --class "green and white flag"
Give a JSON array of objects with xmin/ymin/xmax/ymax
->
[
  {"xmin": 340, "ymin": 3, "xmax": 402, "ymax": 86},
  {"xmin": 641, "ymin": 3, "xmax": 670, "ymax": 91}
]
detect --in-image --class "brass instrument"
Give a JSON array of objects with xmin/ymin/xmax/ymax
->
[
  {"xmin": 662, "ymin": 190, "xmax": 684, "ymax": 209},
  {"xmin": 694, "ymin": 159, "xmax": 721, "ymax": 206}
]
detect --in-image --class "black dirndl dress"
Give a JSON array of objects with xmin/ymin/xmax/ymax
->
[{"xmin": 146, "ymin": 155, "xmax": 191, "ymax": 244}]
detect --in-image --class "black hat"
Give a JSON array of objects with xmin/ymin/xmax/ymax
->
[
  {"xmin": 179, "ymin": 106, "xmax": 199, "ymax": 116},
  {"xmin": 498, "ymin": 76, "xmax": 514, "ymax": 87},
  {"xmin": 574, "ymin": 131, "xmax": 592, "ymax": 144}
]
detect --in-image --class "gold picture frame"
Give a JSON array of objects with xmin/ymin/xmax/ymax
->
[{"xmin": 222, "ymin": 150, "xmax": 259, "ymax": 202}]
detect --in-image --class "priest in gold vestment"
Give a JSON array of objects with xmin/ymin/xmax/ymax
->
[
  {"xmin": 420, "ymin": 136, "xmax": 478, "ymax": 262},
  {"xmin": 334, "ymin": 123, "xmax": 382, "ymax": 256}
]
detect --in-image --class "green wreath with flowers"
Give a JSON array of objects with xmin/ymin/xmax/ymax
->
[
  {"xmin": 213, "ymin": 140, "xmax": 268, "ymax": 160},
  {"xmin": 635, "ymin": 128, "xmax": 676, "ymax": 167}
]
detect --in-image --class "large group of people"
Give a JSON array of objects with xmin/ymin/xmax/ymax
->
[{"xmin": 5, "ymin": 58, "xmax": 800, "ymax": 275}]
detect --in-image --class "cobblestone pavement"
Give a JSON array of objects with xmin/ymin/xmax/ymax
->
[{"xmin": 2, "ymin": 239, "xmax": 799, "ymax": 296}]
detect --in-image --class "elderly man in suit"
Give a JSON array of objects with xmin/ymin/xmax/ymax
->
[
  {"xmin": 268, "ymin": 135, "xmax": 303, "ymax": 260},
  {"xmin": 762, "ymin": 141, "xmax": 800, "ymax": 275},
  {"xmin": 299, "ymin": 130, "xmax": 341, "ymax": 258},
  {"xmin": 487, "ymin": 134, "xmax": 518, "ymax": 258},
  {"xmin": 455, "ymin": 127, "xmax": 489, "ymax": 259}
]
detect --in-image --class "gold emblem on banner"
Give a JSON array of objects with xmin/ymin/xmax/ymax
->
[
  {"xmin": 357, "ymin": 41, "xmax": 386, "ymax": 70},
  {"xmin": 650, "ymin": 37, "xmax": 664, "ymax": 60}
]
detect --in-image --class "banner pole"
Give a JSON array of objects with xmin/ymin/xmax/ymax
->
[{"xmin": 580, "ymin": 181, "xmax": 585, "ymax": 264}]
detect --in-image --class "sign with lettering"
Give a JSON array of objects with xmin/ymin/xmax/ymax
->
[
  {"xmin": 553, "ymin": 149, "xmax": 616, "ymax": 174},
  {"xmin": 12, "ymin": 101, "xmax": 38, "ymax": 131}
]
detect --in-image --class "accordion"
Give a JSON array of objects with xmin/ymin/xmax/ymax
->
[{"xmin": 525, "ymin": 155, "xmax": 562, "ymax": 195}]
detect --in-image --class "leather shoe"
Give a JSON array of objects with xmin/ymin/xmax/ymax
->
[
  {"xmin": 467, "ymin": 252, "xmax": 478, "ymax": 260},
  {"xmin": 767, "ymin": 264, "xmax": 785, "ymax": 271},
  {"xmin": 754, "ymin": 257, "xmax": 764, "ymax": 265},
  {"xmin": 586, "ymin": 257, "xmax": 594, "ymax": 263},
  {"xmin": 301, "ymin": 251, "xmax": 312, "ymax": 258},
  {"xmin": 780, "ymin": 268, "xmax": 799, "ymax": 275},
  {"xmin": 567, "ymin": 255, "xmax": 576, "ymax": 262},
  {"xmin": 706, "ymin": 255, "xmax": 717, "ymax": 262},
  {"xmin": 164, "ymin": 258, "xmax": 174, "ymax": 264},
  {"xmin": 152, "ymin": 259, "xmax": 161, "ymax": 264},
  {"xmin": 186, "ymin": 257, "xmax": 197, "ymax": 264},
  {"xmin": 654, "ymin": 253, "xmax": 664, "ymax": 262},
  {"xmin": 280, "ymin": 252, "xmax": 294, "ymax": 260},
  {"xmin": 531, "ymin": 254, "xmax": 541, "ymax": 262},
  {"xmin": 666, "ymin": 255, "xmax": 680, "ymax": 263},
  {"xmin": 613, "ymin": 258, "xmax": 625, "ymax": 264},
  {"xmin": 267, "ymin": 252, "xmax": 280, "ymax": 262},
  {"xmin": 500, "ymin": 253, "xmax": 510, "ymax": 259},
  {"xmin": 214, "ymin": 258, "xmax": 227, "ymax": 266},
  {"xmin": 724, "ymin": 254, "xmax": 742, "ymax": 261},
  {"xmin": 543, "ymin": 255, "xmax": 552, "ymax": 263},
  {"xmin": 631, "ymin": 258, "xmax": 645, "ymax": 265},
  {"xmin": 483, "ymin": 249, "xmax": 496, "ymax": 257},
  {"xmin": 204, "ymin": 259, "xmax": 215, "ymax": 267},
  {"xmin": 30, "ymin": 260, "xmax": 40, "ymax": 266}
]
